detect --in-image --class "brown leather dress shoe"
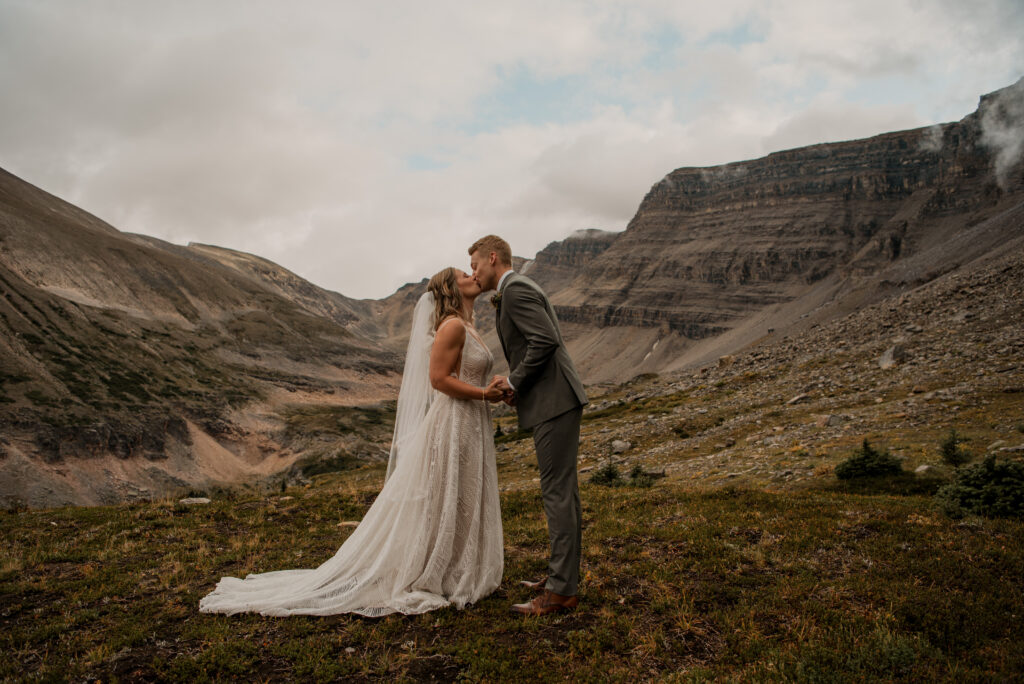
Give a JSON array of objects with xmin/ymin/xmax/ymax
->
[
  {"xmin": 510, "ymin": 590, "xmax": 579, "ymax": 616},
  {"xmin": 518, "ymin": 577, "xmax": 547, "ymax": 594}
]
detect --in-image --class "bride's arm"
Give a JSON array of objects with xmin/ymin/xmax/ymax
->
[{"xmin": 430, "ymin": 319, "xmax": 505, "ymax": 401}]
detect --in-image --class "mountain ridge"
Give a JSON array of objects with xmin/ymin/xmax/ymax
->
[
  {"xmin": 2, "ymin": 79, "xmax": 1022, "ymax": 507},
  {"xmin": 515, "ymin": 78, "xmax": 1024, "ymax": 382}
]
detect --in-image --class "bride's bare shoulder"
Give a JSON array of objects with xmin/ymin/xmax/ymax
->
[{"xmin": 435, "ymin": 316, "xmax": 466, "ymax": 339}]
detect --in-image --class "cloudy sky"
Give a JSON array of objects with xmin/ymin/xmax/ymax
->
[{"xmin": 2, "ymin": 1, "xmax": 1022, "ymax": 298}]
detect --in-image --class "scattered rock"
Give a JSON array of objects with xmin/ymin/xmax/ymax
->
[
  {"xmin": 999, "ymin": 444, "xmax": 1024, "ymax": 453},
  {"xmin": 914, "ymin": 465, "xmax": 936, "ymax": 475},
  {"xmin": 611, "ymin": 440, "xmax": 631, "ymax": 454},
  {"xmin": 337, "ymin": 521, "xmax": 360, "ymax": 527},
  {"xmin": 814, "ymin": 414, "xmax": 845, "ymax": 428},
  {"xmin": 787, "ymin": 393, "xmax": 810, "ymax": 405},
  {"xmin": 718, "ymin": 355, "xmax": 735, "ymax": 368},
  {"xmin": 178, "ymin": 497, "xmax": 210, "ymax": 505},
  {"xmin": 952, "ymin": 310, "xmax": 975, "ymax": 323},
  {"xmin": 878, "ymin": 344, "xmax": 908, "ymax": 369}
]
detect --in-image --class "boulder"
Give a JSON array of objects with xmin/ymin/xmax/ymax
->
[
  {"xmin": 878, "ymin": 344, "xmax": 908, "ymax": 369},
  {"xmin": 611, "ymin": 440, "xmax": 631, "ymax": 454}
]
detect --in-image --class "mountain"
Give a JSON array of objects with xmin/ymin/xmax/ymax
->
[
  {"xmin": 0, "ymin": 168, "xmax": 401, "ymax": 508},
  {"xmin": 518, "ymin": 78, "xmax": 1024, "ymax": 382},
  {"xmin": 3, "ymin": 78, "xmax": 1022, "ymax": 508}
]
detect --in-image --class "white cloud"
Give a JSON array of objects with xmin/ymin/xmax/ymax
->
[
  {"xmin": 1, "ymin": 0, "xmax": 1022, "ymax": 298},
  {"xmin": 761, "ymin": 99, "xmax": 922, "ymax": 153}
]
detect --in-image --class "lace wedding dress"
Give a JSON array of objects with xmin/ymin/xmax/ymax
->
[{"xmin": 199, "ymin": 297, "xmax": 503, "ymax": 617}]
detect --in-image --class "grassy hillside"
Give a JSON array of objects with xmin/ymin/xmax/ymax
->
[
  {"xmin": 4, "ymin": 240, "xmax": 1024, "ymax": 681},
  {"xmin": 2, "ymin": 471, "xmax": 1022, "ymax": 682}
]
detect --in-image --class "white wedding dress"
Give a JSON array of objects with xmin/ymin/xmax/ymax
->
[{"xmin": 199, "ymin": 297, "xmax": 503, "ymax": 617}]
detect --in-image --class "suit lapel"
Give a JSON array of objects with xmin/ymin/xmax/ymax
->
[{"xmin": 495, "ymin": 272, "xmax": 513, "ymax": 358}]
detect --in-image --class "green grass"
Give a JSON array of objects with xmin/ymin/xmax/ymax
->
[
  {"xmin": 495, "ymin": 426, "xmax": 533, "ymax": 445},
  {"xmin": 282, "ymin": 404, "xmax": 395, "ymax": 441},
  {"xmin": 2, "ymin": 479, "xmax": 1022, "ymax": 681}
]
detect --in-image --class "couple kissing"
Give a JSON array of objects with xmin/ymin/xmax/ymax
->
[{"xmin": 200, "ymin": 235, "xmax": 587, "ymax": 619}]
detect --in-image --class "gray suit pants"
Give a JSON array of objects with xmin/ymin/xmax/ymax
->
[{"xmin": 532, "ymin": 405, "xmax": 583, "ymax": 596}]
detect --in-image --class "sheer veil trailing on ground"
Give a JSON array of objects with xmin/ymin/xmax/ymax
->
[{"xmin": 198, "ymin": 291, "xmax": 503, "ymax": 617}]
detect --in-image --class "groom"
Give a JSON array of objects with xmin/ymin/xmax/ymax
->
[{"xmin": 470, "ymin": 235, "xmax": 588, "ymax": 616}]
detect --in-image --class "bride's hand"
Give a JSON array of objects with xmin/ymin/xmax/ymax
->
[{"xmin": 483, "ymin": 379, "xmax": 506, "ymax": 402}]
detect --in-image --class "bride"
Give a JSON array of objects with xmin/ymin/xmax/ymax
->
[{"xmin": 199, "ymin": 268, "xmax": 505, "ymax": 617}]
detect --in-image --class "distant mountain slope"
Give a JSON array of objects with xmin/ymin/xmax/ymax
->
[
  {"xmin": 3, "ymin": 79, "xmax": 1022, "ymax": 508},
  {"xmin": 528, "ymin": 78, "xmax": 1024, "ymax": 382},
  {"xmin": 0, "ymin": 168, "xmax": 400, "ymax": 508}
]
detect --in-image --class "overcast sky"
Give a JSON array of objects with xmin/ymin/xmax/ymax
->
[{"xmin": 2, "ymin": 1, "xmax": 1022, "ymax": 299}]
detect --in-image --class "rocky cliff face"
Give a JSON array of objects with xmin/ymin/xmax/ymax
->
[
  {"xmin": 541, "ymin": 79, "xmax": 1024, "ymax": 382},
  {"xmin": 520, "ymin": 229, "xmax": 619, "ymax": 293},
  {"xmin": 4, "ymin": 79, "xmax": 1022, "ymax": 507}
]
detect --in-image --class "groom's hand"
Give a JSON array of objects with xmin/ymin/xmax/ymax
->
[
  {"xmin": 489, "ymin": 375, "xmax": 516, "ymax": 406},
  {"xmin": 484, "ymin": 377, "xmax": 507, "ymax": 403}
]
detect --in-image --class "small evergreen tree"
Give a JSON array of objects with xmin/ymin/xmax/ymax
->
[
  {"xmin": 590, "ymin": 462, "xmax": 622, "ymax": 486},
  {"xmin": 939, "ymin": 429, "xmax": 971, "ymax": 468},
  {"xmin": 936, "ymin": 455, "xmax": 1024, "ymax": 519},
  {"xmin": 835, "ymin": 439, "xmax": 903, "ymax": 480}
]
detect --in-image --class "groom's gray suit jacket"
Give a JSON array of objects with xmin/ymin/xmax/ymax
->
[{"xmin": 496, "ymin": 273, "xmax": 587, "ymax": 429}]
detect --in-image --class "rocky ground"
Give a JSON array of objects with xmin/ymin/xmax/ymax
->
[
  {"xmin": 4, "ymin": 221, "xmax": 1022, "ymax": 681},
  {"xmin": 490, "ymin": 239, "xmax": 1024, "ymax": 493}
]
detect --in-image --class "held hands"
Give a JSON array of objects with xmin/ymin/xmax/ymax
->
[
  {"xmin": 483, "ymin": 377, "xmax": 508, "ymax": 403},
  {"xmin": 487, "ymin": 375, "xmax": 516, "ymax": 405}
]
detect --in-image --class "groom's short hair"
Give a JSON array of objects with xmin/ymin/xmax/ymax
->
[{"xmin": 468, "ymin": 235, "xmax": 512, "ymax": 266}]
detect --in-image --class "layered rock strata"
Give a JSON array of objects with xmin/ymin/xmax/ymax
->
[{"xmin": 543, "ymin": 79, "xmax": 1024, "ymax": 381}]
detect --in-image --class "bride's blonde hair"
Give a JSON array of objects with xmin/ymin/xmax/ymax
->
[{"xmin": 427, "ymin": 267, "xmax": 464, "ymax": 331}]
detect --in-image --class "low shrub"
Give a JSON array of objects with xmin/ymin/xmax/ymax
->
[
  {"xmin": 935, "ymin": 455, "xmax": 1024, "ymax": 519},
  {"xmin": 627, "ymin": 464, "xmax": 665, "ymax": 488},
  {"xmin": 590, "ymin": 462, "xmax": 623, "ymax": 486},
  {"xmin": 590, "ymin": 462, "xmax": 664, "ymax": 488},
  {"xmin": 835, "ymin": 440, "xmax": 903, "ymax": 480}
]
